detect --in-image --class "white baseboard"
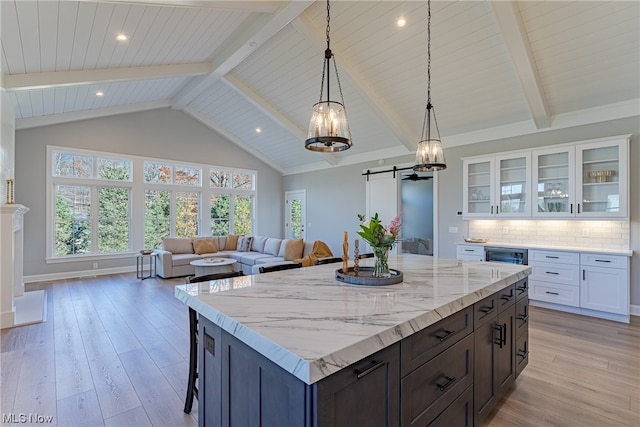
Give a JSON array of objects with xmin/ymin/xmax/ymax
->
[
  {"xmin": 630, "ymin": 304, "xmax": 640, "ymax": 317},
  {"xmin": 24, "ymin": 266, "xmax": 136, "ymax": 283}
]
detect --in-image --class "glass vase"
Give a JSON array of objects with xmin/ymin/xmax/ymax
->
[{"xmin": 372, "ymin": 246, "xmax": 391, "ymax": 278}]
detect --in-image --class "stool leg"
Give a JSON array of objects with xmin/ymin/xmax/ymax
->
[{"xmin": 184, "ymin": 307, "xmax": 198, "ymax": 414}]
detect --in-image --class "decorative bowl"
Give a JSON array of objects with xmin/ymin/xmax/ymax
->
[
  {"xmin": 140, "ymin": 249, "xmax": 153, "ymax": 255},
  {"xmin": 464, "ymin": 238, "xmax": 488, "ymax": 243}
]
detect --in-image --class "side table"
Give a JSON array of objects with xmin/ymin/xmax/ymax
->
[{"xmin": 137, "ymin": 253, "xmax": 157, "ymax": 280}]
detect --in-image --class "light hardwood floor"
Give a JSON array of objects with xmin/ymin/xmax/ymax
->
[{"xmin": 1, "ymin": 274, "xmax": 638, "ymax": 427}]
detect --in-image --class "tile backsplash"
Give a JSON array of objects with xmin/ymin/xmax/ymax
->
[{"xmin": 467, "ymin": 220, "xmax": 630, "ymax": 251}]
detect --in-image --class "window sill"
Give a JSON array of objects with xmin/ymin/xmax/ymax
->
[{"xmin": 46, "ymin": 252, "xmax": 139, "ymax": 264}]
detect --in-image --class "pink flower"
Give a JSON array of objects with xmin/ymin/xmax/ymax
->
[{"xmin": 388, "ymin": 213, "xmax": 402, "ymax": 237}]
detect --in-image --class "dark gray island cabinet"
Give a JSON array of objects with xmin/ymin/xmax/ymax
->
[{"xmin": 197, "ymin": 277, "xmax": 529, "ymax": 427}]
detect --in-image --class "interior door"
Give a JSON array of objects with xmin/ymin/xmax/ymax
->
[
  {"xmin": 285, "ymin": 190, "xmax": 306, "ymax": 240},
  {"xmin": 365, "ymin": 172, "xmax": 399, "ymax": 252}
]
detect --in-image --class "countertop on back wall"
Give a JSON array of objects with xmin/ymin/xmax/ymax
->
[{"xmin": 458, "ymin": 241, "xmax": 632, "ymax": 257}]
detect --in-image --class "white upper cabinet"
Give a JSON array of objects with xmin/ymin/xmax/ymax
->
[
  {"xmin": 465, "ymin": 135, "xmax": 630, "ymax": 220},
  {"xmin": 576, "ymin": 138, "xmax": 628, "ymax": 218},
  {"xmin": 532, "ymin": 146, "xmax": 576, "ymax": 218},
  {"xmin": 463, "ymin": 153, "xmax": 531, "ymax": 218}
]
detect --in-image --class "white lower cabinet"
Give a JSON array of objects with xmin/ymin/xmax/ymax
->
[
  {"xmin": 529, "ymin": 250, "xmax": 579, "ymax": 307},
  {"xmin": 580, "ymin": 254, "xmax": 629, "ymax": 316},
  {"xmin": 529, "ymin": 250, "xmax": 630, "ymax": 322}
]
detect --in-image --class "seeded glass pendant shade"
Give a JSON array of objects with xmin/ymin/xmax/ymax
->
[
  {"xmin": 305, "ymin": 0, "xmax": 352, "ymax": 152},
  {"xmin": 414, "ymin": 0, "xmax": 446, "ymax": 172}
]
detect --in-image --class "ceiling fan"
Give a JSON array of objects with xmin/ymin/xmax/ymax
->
[{"xmin": 402, "ymin": 173, "xmax": 433, "ymax": 181}]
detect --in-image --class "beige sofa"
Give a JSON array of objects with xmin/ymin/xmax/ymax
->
[{"xmin": 154, "ymin": 235, "xmax": 315, "ymax": 278}]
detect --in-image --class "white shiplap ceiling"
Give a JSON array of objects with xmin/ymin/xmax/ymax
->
[{"xmin": 2, "ymin": 0, "xmax": 639, "ymax": 175}]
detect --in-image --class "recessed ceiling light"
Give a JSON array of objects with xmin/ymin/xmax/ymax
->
[
  {"xmin": 96, "ymin": 91, "xmax": 104, "ymax": 97},
  {"xmin": 397, "ymin": 17, "xmax": 406, "ymax": 27},
  {"xmin": 255, "ymin": 128, "xmax": 262, "ymax": 133},
  {"xmin": 116, "ymin": 33, "xmax": 128, "ymax": 42}
]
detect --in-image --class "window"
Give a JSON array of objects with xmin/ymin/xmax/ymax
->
[
  {"xmin": 48, "ymin": 147, "xmax": 256, "ymax": 261},
  {"xmin": 210, "ymin": 194, "xmax": 230, "ymax": 235},
  {"xmin": 175, "ymin": 191, "xmax": 200, "ymax": 237},
  {"xmin": 145, "ymin": 190, "xmax": 170, "ymax": 249}
]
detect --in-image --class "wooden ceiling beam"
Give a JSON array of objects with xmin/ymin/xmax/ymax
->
[
  {"xmin": 489, "ymin": 1, "xmax": 550, "ymax": 129},
  {"xmin": 292, "ymin": 14, "xmax": 416, "ymax": 154},
  {"xmin": 4, "ymin": 63, "xmax": 212, "ymax": 91},
  {"xmin": 171, "ymin": 0, "xmax": 313, "ymax": 109},
  {"xmin": 222, "ymin": 74, "xmax": 337, "ymax": 166}
]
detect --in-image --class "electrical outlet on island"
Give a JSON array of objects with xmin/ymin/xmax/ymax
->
[{"xmin": 582, "ymin": 228, "xmax": 590, "ymax": 237}]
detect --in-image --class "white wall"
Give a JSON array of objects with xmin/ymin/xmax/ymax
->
[
  {"xmin": 15, "ymin": 108, "xmax": 284, "ymax": 278},
  {"xmin": 0, "ymin": 90, "xmax": 15, "ymax": 202},
  {"xmin": 284, "ymin": 116, "xmax": 640, "ymax": 305}
]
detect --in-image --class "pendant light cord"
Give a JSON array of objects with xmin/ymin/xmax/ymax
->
[{"xmin": 427, "ymin": 0, "xmax": 432, "ymax": 105}]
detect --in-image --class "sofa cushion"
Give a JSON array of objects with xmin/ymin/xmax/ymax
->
[
  {"xmin": 224, "ymin": 234, "xmax": 241, "ymax": 250},
  {"xmin": 192, "ymin": 237, "xmax": 218, "ymax": 255},
  {"xmin": 278, "ymin": 239, "xmax": 290, "ymax": 257},
  {"xmin": 254, "ymin": 256, "xmax": 286, "ymax": 264},
  {"xmin": 163, "ymin": 237, "xmax": 194, "ymax": 254},
  {"xmin": 302, "ymin": 241, "xmax": 314, "ymax": 257},
  {"xmin": 235, "ymin": 253, "xmax": 272, "ymax": 266},
  {"xmin": 264, "ymin": 238, "xmax": 283, "ymax": 256},
  {"xmin": 237, "ymin": 236, "xmax": 253, "ymax": 252},
  {"xmin": 172, "ymin": 253, "xmax": 202, "ymax": 266},
  {"xmin": 284, "ymin": 238, "xmax": 304, "ymax": 261},
  {"xmin": 251, "ymin": 235, "xmax": 269, "ymax": 253}
]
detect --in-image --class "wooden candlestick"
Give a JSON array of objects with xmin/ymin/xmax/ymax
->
[
  {"xmin": 342, "ymin": 231, "xmax": 349, "ymax": 273},
  {"xmin": 353, "ymin": 239, "xmax": 360, "ymax": 275}
]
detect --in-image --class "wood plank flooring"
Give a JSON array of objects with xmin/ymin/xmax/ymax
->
[{"xmin": 1, "ymin": 273, "xmax": 638, "ymax": 427}]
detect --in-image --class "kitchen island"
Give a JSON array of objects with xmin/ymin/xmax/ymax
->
[{"xmin": 175, "ymin": 254, "xmax": 531, "ymax": 427}]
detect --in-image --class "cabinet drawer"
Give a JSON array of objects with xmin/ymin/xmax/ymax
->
[
  {"xmin": 401, "ymin": 306, "xmax": 473, "ymax": 376},
  {"xmin": 515, "ymin": 332, "xmax": 529, "ymax": 378},
  {"xmin": 515, "ymin": 278, "xmax": 528, "ymax": 301},
  {"xmin": 428, "ymin": 385, "xmax": 473, "ymax": 427},
  {"xmin": 529, "ymin": 250, "xmax": 579, "ymax": 265},
  {"xmin": 531, "ymin": 281, "xmax": 580, "ymax": 307},
  {"xmin": 580, "ymin": 253, "xmax": 628, "ymax": 269},
  {"xmin": 497, "ymin": 284, "xmax": 516, "ymax": 311},
  {"xmin": 456, "ymin": 245, "xmax": 484, "ymax": 260},
  {"xmin": 474, "ymin": 293, "xmax": 498, "ymax": 328},
  {"xmin": 530, "ymin": 263, "xmax": 580, "ymax": 286},
  {"xmin": 400, "ymin": 334, "xmax": 473, "ymax": 427},
  {"xmin": 515, "ymin": 298, "xmax": 529, "ymax": 340}
]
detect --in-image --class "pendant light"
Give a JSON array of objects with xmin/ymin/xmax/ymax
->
[
  {"xmin": 414, "ymin": 0, "xmax": 446, "ymax": 172},
  {"xmin": 305, "ymin": 0, "xmax": 352, "ymax": 152}
]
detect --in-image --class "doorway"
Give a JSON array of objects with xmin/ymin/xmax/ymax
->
[{"xmin": 285, "ymin": 190, "xmax": 306, "ymax": 240}]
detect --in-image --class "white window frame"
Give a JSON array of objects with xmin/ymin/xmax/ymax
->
[{"xmin": 46, "ymin": 146, "xmax": 257, "ymax": 263}]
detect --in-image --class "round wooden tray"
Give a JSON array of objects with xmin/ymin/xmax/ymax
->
[{"xmin": 335, "ymin": 267, "xmax": 403, "ymax": 286}]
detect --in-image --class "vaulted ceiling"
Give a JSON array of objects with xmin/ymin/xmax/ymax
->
[{"xmin": 2, "ymin": 1, "xmax": 638, "ymax": 175}]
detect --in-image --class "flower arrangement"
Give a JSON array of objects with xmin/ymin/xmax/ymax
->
[
  {"xmin": 356, "ymin": 213, "xmax": 401, "ymax": 278},
  {"xmin": 356, "ymin": 212, "xmax": 402, "ymax": 248}
]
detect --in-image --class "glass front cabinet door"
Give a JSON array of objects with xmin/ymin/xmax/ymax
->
[
  {"xmin": 463, "ymin": 154, "xmax": 531, "ymax": 218},
  {"xmin": 576, "ymin": 137, "xmax": 629, "ymax": 218},
  {"xmin": 532, "ymin": 147, "xmax": 576, "ymax": 218},
  {"xmin": 463, "ymin": 158, "xmax": 494, "ymax": 218},
  {"xmin": 533, "ymin": 135, "xmax": 629, "ymax": 219},
  {"xmin": 495, "ymin": 153, "xmax": 531, "ymax": 217}
]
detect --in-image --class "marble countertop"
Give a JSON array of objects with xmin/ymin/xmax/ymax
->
[
  {"xmin": 457, "ymin": 241, "xmax": 632, "ymax": 256},
  {"xmin": 175, "ymin": 254, "xmax": 531, "ymax": 384}
]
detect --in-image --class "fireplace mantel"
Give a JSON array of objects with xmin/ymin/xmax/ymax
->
[{"xmin": 1, "ymin": 203, "xmax": 33, "ymax": 329}]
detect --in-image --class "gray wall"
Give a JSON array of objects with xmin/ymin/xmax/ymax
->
[
  {"xmin": 284, "ymin": 116, "xmax": 640, "ymax": 305},
  {"xmin": 15, "ymin": 108, "xmax": 283, "ymax": 277}
]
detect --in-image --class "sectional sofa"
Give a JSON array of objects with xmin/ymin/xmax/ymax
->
[{"xmin": 154, "ymin": 235, "xmax": 317, "ymax": 278}]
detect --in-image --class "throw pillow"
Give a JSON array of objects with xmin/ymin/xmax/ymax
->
[
  {"xmin": 224, "ymin": 234, "xmax": 241, "ymax": 250},
  {"xmin": 162, "ymin": 237, "xmax": 194, "ymax": 254},
  {"xmin": 283, "ymin": 238, "xmax": 304, "ymax": 261},
  {"xmin": 192, "ymin": 238, "xmax": 217, "ymax": 255},
  {"xmin": 237, "ymin": 236, "xmax": 254, "ymax": 252}
]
